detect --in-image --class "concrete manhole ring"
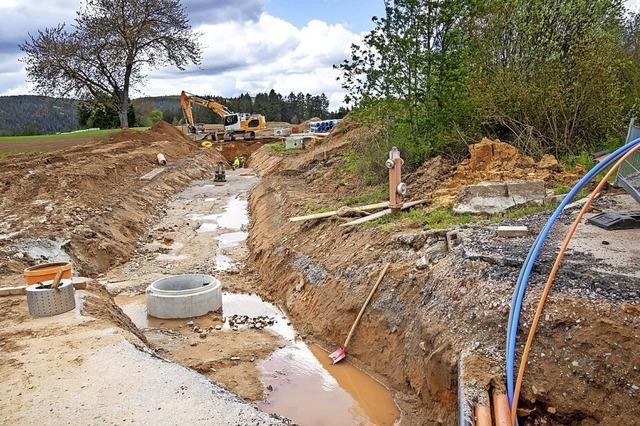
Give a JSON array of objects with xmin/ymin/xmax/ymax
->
[
  {"xmin": 146, "ymin": 274, "xmax": 222, "ymax": 319},
  {"xmin": 26, "ymin": 280, "xmax": 76, "ymax": 317}
]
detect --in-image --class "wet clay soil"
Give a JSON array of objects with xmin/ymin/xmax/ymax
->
[{"xmin": 112, "ymin": 169, "xmax": 400, "ymax": 425}]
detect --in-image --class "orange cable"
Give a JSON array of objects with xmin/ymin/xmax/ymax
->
[{"xmin": 510, "ymin": 145, "xmax": 640, "ymax": 425}]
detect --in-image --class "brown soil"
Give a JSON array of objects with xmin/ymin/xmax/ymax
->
[
  {"xmin": 0, "ymin": 286, "xmax": 285, "ymax": 425},
  {"xmin": 102, "ymin": 168, "xmax": 287, "ymax": 405},
  {"xmin": 132, "ymin": 313, "xmax": 283, "ymax": 401},
  {"xmin": 431, "ymin": 138, "xmax": 581, "ymax": 206},
  {"xmin": 1, "ymin": 115, "xmax": 636, "ymax": 425},
  {"xmin": 245, "ymin": 130, "xmax": 639, "ymax": 424},
  {"xmin": 0, "ymin": 134, "xmax": 105, "ymax": 155},
  {"xmin": 0, "ymin": 121, "xmax": 224, "ymax": 276},
  {"xmin": 249, "ymin": 117, "xmax": 380, "ymax": 177},
  {"xmin": 405, "ymin": 156, "xmax": 455, "ymax": 202},
  {"xmin": 213, "ymin": 138, "xmax": 281, "ymax": 164},
  {"xmin": 167, "ymin": 328, "xmax": 282, "ymax": 401}
]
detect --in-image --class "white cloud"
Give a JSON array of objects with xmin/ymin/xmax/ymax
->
[
  {"xmin": 0, "ymin": 4, "xmax": 360, "ymax": 110},
  {"xmin": 627, "ymin": 0, "xmax": 640, "ymax": 11},
  {"xmin": 139, "ymin": 13, "xmax": 361, "ymax": 109}
]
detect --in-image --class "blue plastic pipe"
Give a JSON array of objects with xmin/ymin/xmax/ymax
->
[{"xmin": 505, "ymin": 137, "xmax": 640, "ymax": 406}]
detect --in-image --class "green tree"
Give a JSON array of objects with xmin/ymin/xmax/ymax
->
[
  {"xmin": 22, "ymin": 0, "xmax": 200, "ymax": 129},
  {"xmin": 475, "ymin": 0, "xmax": 629, "ymax": 156},
  {"xmin": 337, "ymin": 0, "xmax": 478, "ymax": 172},
  {"xmin": 268, "ymin": 89, "xmax": 283, "ymax": 121}
]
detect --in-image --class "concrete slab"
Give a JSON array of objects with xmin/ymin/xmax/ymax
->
[
  {"xmin": 454, "ymin": 180, "xmax": 545, "ymax": 214},
  {"xmin": 497, "ymin": 226, "xmax": 529, "ymax": 237},
  {"xmin": 140, "ymin": 167, "xmax": 166, "ymax": 181}
]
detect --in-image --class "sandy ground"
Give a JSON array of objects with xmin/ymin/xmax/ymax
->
[
  {"xmin": 0, "ymin": 289, "xmax": 285, "ymax": 425},
  {"xmin": 103, "ymin": 169, "xmax": 288, "ymax": 402},
  {"xmin": 2, "ymin": 118, "xmax": 637, "ymax": 425}
]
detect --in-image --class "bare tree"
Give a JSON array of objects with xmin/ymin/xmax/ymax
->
[{"xmin": 21, "ymin": 0, "xmax": 201, "ymax": 129}]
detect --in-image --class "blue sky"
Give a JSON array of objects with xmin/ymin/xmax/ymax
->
[
  {"xmin": 0, "ymin": 0, "xmax": 385, "ymax": 108},
  {"xmin": 265, "ymin": 0, "xmax": 385, "ymax": 33},
  {"xmin": 1, "ymin": 0, "xmax": 639, "ymax": 108}
]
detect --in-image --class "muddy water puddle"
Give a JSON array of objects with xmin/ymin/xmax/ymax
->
[
  {"xmin": 191, "ymin": 197, "xmax": 249, "ymax": 234},
  {"xmin": 115, "ymin": 292, "xmax": 399, "ymax": 425}
]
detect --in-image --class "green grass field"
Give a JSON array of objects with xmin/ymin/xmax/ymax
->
[
  {"xmin": 0, "ymin": 127, "xmax": 149, "ymax": 159},
  {"xmin": 0, "ymin": 127, "xmax": 148, "ymax": 143}
]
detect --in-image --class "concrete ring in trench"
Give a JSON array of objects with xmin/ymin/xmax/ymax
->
[{"xmin": 146, "ymin": 274, "xmax": 222, "ymax": 319}]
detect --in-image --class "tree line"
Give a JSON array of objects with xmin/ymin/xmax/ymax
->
[
  {"xmin": 0, "ymin": 96, "xmax": 78, "ymax": 136},
  {"xmin": 337, "ymin": 0, "xmax": 640, "ymax": 180},
  {"xmin": 148, "ymin": 90, "xmax": 346, "ymax": 126},
  {"xmin": 18, "ymin": 0, "xmax": 349, "ymax": 131},
  {"xmin": 0, "ymin": 92, "xmax": 348, "ymax": 136}
]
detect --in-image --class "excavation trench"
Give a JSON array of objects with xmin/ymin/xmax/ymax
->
[{"xmin": 111, "ymin": 169, "xmax": 400, "ymax": 426}]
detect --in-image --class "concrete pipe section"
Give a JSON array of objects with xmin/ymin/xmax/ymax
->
[
  {"xmin": 146, "ymin": 274, "xmax": 222, "ymax": 319},
  {"xmin": 26, "ymin": 280, "xmax": 76, "ymax": 317}
]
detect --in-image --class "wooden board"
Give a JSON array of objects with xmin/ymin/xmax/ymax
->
[{"xmin": 339, "ymin": 199, "xmax": 429, "ymax": 227}]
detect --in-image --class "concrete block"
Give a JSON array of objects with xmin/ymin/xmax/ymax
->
[
  {"xmin": 497, "ymin": 226, "xmax": 529, "ymax": 237},
  {"xmin": 285, "ymin": 135, "xmax": 313, "ymax": 150},
  {"xmin": 273, "ymin": 128, "xmax": 292, "ymax": 137},
  {"xmin": 506, "ymin": 180, "xmax": 545, "ymax": 206},
  {"xmin": 454, "ymin": 180, "xmax": 545, "ymax": 214},
  {"xmin": 140, "ymin": 167, "xmax": 166, "ymax": 181},
  {"xmin": 446, "ymin": 230, "xmax": 461, "ymax": 251}
]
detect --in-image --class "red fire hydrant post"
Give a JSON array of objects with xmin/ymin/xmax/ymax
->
[{"xmin": 387, "ymin": 147, "xmax": 406, "ymax": 215}]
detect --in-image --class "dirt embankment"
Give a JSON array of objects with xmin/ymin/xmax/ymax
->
[
  {"xmin": 246, "ymin": 130, "xmax": 639, "ymax": 424},
  {"xmin": 249, "ymin": 117, "xmax": 380, "ymax": 177},
  {"xmin": 0, "ymin": 121, "xmax": 224, "ymax": 276}
]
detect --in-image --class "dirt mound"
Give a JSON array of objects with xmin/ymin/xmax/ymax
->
[
  {"xmin": 430, "ymin": 138, "xmax": 579, "ymax": 206},
  {"xmin": 150, "ymin": 120, "xmax": 193, "ymax": 142},
  {"xmin": 0, "ymin": 124, "xmax": 223, "ymax": 275},
  {"xmin": 250, "ymin": 117, "xmax": 381, "ymax": 177},
  {"xmin": 214, "ymin": 138, "xmax": 281, "ymax": 164},
  {"xmin": 405, "ymin": 156, "xmax": 455, "ymax": 201},
  {"xmin": 247, "ymin": 147, "xmax": 639, "ymax": 424}
]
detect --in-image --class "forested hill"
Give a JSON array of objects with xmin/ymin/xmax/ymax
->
[
  {"xmin": 0, "ymin": 91, "xmax": 348, "ymax": 135},
  {"xmin": 135, "ymin": 91, "xmax": 345, "ymax": 125},
  {"xmin": 0, "ymin": 96, "xmax": 79, "ymax": 136}
]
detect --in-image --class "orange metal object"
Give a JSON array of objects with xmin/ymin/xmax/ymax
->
[
  {"xmin": 492, "ymin": 391, "xmax": 511, "ymax": 426},
  {"xmin": 24, "ymin": 262, "xmax": 73, "ymax": 285},
  {"xmin": 388, "ymin": 147, "xmax": 404, "ymax": 212},
  {"xmin": 475, "ymin": 404, "xmax": 492, "ymax": 426}
]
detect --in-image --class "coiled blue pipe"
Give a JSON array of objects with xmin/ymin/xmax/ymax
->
[{"xmin": 505, "ymin": 137, "xmax": 640, "ymax": 407}]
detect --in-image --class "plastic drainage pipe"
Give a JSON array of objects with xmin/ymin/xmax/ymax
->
[
  {"xmin": 505, "ymin": 137, "xmax": 640, "ymax": 406},
  {"xmin": 457, "ymin": 354, "xmax": 472, "ymax": 426}
]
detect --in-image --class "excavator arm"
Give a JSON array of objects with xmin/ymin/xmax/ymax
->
[{"xmin": 180, "ymin": 91, "xmax": 233, "ymax": 123}]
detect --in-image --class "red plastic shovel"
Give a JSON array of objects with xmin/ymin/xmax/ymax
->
[{"xmin": 329, "ymin": 263, "xmax": 390, "ymax": 364}]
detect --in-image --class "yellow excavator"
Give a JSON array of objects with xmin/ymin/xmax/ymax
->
[{"xmin": 180, "ymin": 91, "xmax": 266, "ymax": 141}]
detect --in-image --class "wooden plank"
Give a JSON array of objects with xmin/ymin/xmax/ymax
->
[
  {"xmin": 0, "ymin": 286, "xmax": 26, "ymax": 297},
  {"xmin": 339, "ymin": 199, "xmax": 429, "ymax": 227},
  {"xmin": 289, "ymin": 201, "xmax": 389, "ymax": 222},
  {"xmin": 140, "ymin": 167, "xmax": 166, "ymax": 181}
]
